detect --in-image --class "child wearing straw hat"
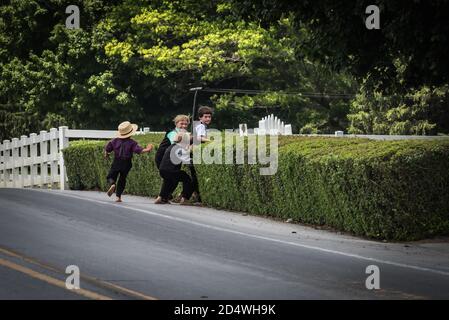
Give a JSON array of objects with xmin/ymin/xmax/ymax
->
[{"xmin": 104, "ymin": 121, "xmax": 153, "ymax": 202}]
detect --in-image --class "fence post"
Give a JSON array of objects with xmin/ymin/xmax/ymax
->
[
  {"xmin": 20, "ymin": 135, "xmax": 28, "ymax": 188},
  {"xmin": 11, "ymin": 138, "xmax": 19, "ymax": 188},
  {"xmin": 30, "ymin": 133, "xmax": 38, "ymax": 187},
  {"xmin": 39, "ymin": 131, "xmax": 48, "ymax": 187},
  {"xmin": 58, "ymin": 126, "xmax": 69, "ymax": 190},
  {"xmin": 49, "ymin": 128, "xmax": 58, "ymax": 188},
  {"xmin": 0, "ymin": 142, "xmax": 3, "ymax": 187},
  {"xmin": 2, "ymin": 140, "xmax": 10, "ymax": 187}
]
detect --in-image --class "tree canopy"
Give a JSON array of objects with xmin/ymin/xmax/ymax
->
[{"xmin": 1, "ymin": 0, "xmax": 448, "ymax": 140}]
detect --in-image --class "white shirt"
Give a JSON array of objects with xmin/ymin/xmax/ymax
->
[{"xmin": 195, "ymin": 122, "xmax": 207, "ymax": 139}]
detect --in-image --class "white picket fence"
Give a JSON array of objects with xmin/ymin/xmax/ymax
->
[{"xmin": 0, "ymin": 126, "xmax": 155, "ymax": 190}]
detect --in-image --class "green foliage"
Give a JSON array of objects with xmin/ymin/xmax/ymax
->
[
  {"xmin": 348, "ymin": 68, "xmax": 449, "ymax": 135},
  {"xmin": 228, "ymin": 1, "xmax": 449, "ymax": 135},
  {"xmin": 0, "ymin": 0, "xmax": 141, "ymax": 141},
  {"xmin": 103, "ymin": 4, "xmax": 356, "ymax": 134},
  {"xmin": 2, "ymin": 0, "xmax": 448, "ymax": 141},
  {"xmin": 196, "ymin": 137, "xmax": 449, "ymax": 240},
  {"xmin": 0, "ymin": 0, "xmax": 356, "ymax": 141},
  {"xmin": 63, "ymin": 134, "xmax": 449, "ymax": 241},
  {"xmin": 228, "ymin": 0, "xmax": 449, "ymax": 88}
]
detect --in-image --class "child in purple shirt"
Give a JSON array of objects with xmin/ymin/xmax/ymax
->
[{"xmin": 104, "ymin": 121, "xmax": 153, "ymax": 202}]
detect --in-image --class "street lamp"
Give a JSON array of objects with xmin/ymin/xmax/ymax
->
[{"xmin": 189, "ymin": 87, "xmax": 202, "ymax": 134}]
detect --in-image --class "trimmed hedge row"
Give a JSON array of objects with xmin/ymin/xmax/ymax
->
[{"xmin": 63, "ymin": 134, "xmax": 449, "ymax": 240}]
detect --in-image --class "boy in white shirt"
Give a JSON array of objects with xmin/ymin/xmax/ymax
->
[
  {"xmin": 194, "ymin": 106, "xmax": 213, "ymax": 143},
  {"xmin": 191, "ymin": 106, "xmax": 213, "ymax": 202}
]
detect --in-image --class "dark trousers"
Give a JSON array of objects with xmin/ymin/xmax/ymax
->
[
  {"xmin": 106, "ymin": 158, "xmax": 132, "ymax": 197},
  {"xmin": 159, "ymin": 169, "xmax": 194, "ymax": 200},
  {"xmin": 187, "ymin": 163, "xmax": 201, "ymax": 201},
  {"xmin": 156, "ymin": 155, "xmax": 171, "ymax": 200}
]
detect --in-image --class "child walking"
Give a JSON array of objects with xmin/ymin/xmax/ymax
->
[{"xmin": 104, "ymin": 121, "xmax": 153, "ymax": 202}]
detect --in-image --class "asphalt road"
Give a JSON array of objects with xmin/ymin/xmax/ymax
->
[{"xmin": 0, "ymin": 188, "xmax": 448, "ymax": 300}]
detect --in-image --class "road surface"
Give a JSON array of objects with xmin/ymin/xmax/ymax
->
[{"xmin": 0, "ymin": 188, "xmax": 448, "ymax": 299}]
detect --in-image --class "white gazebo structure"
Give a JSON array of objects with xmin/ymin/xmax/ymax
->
[{"xmin": 239, "ymin": 114, "xmax": 292, "ymax": 136}]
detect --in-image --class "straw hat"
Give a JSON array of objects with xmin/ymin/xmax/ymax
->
[{"xmin": 117, "ymin": 121, "xmax": 138, "ymax": 139}]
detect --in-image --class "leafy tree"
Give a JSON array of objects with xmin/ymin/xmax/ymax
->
[
  {"xmin": 103, "ymin": 2, "xmax": 356, "ymax": 132},
  {"xmin": 0, "ymin": 0, "xmax": 133, "ymax": 140},
  {"xmin": 1, "ymin": 0, "xmax": 356, "ymax": 140},
  {"xmin": 227, "ymin": 0, "xmax": 449, "ymax": 88},
  {"xmin": 227, "ymin": 0, "xmax": 449, "ymax": 134}
]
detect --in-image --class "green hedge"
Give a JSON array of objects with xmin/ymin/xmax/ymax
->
[{"xmin": 63, "ymin": 134, "xmax": 449, "ymax": 240}]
